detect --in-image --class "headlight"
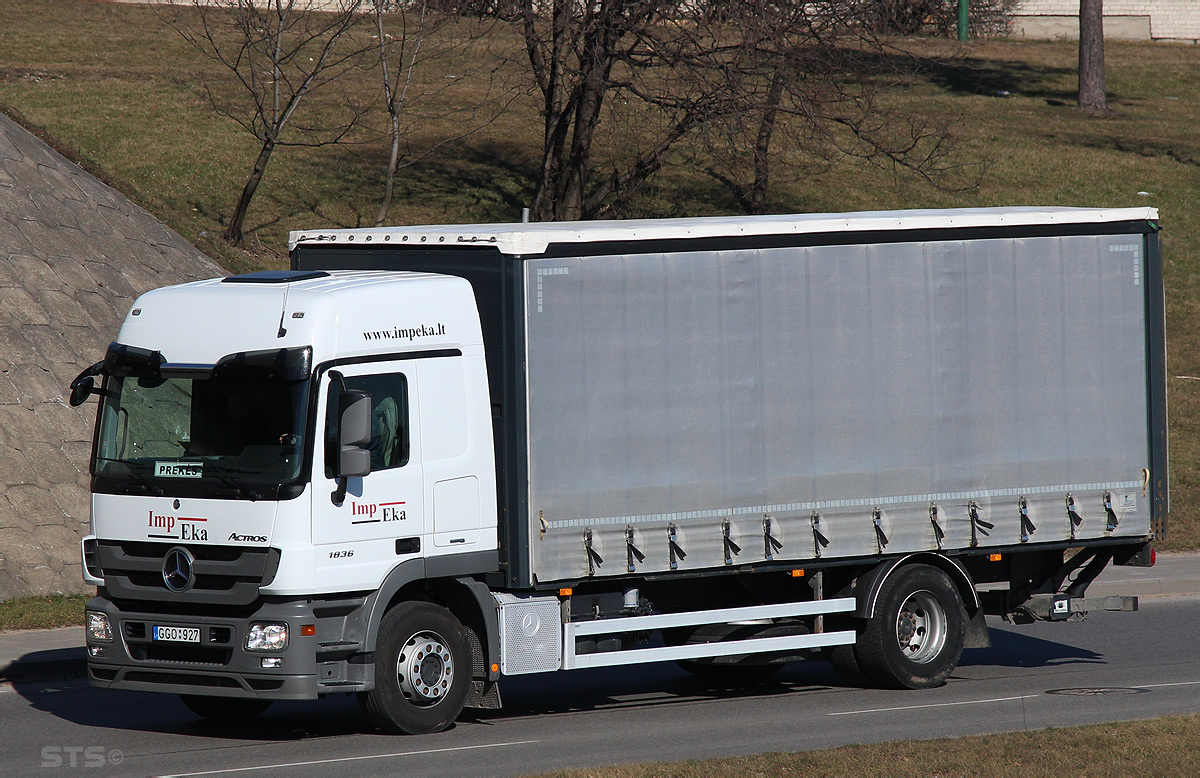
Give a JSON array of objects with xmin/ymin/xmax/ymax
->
[
  {"xmin": 87, "ymin": 612, "xmax": 112, "ymax": 642},
  {"xmin": 245, "ymin": 623, "xmax": 288, "ymax": 651}
]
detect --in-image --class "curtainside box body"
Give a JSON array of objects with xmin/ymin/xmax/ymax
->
[{"xmin": 290, "ymin": 206, "xmax": 1167, "ymax": 589}]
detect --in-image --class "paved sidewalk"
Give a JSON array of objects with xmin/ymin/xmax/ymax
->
[
  {"xmin": 1089, "ymin": 550, "xmax": 1200, "ymax": 598},
  {"xmin": 0, "ymin": 553, "xmax": 1195, "ymax": 683}
]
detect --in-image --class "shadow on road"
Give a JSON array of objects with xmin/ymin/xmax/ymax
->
[
  {"xmin": 468, "ymin": 660, "xmax": 848, "ymax": 724},
  {"xmin": 11, "ymin": 626, "xmax": 1103, "ymax": 740},
  {"xmin": 961, "ymin": 626, "xmax": 1105, "ymax": 669},
  {"xmin": 13, "ymin": 680, "xmax": 369, "ymax": 742},
  {"xmin": 12, "ymin": 659, "xmax": 853, "ymax": 740}
]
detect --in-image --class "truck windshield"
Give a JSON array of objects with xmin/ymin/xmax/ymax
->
[{"xmin": 92, "ymin": 346, "xmax": 312, "ymax": 494}]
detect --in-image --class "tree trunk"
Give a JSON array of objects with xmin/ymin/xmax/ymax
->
[
  {"xmin": 1078, "ymin": 0, "xmax": 1108, "ymax": 113},
  {"xmin": 374, "ymin": 111, "xmax": 402, "ymax": 227},
  {"xmin": 224, "ymin": 137, "xmax": 276, "ymax": 246},
  {"xmin": 552, "ymin": 23, "xmax": 611, "ymax": 221},
  {"xmin": 527, "ymin": 0, "xmax": 571, "ymax": 222},
  {"xmin": 750, "ymin": 73, "xmax": 785, "ymax": 215},
  {"xmin": 557, "ymin": 91, "xmax": 600, "ymax": 221}
]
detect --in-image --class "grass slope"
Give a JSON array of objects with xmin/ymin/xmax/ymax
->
[
  {"xmin": 0, "ymin": 593, "xmax": 88, "ymax": 631},
  {"xmin": 1, "ymin": 0, "xmax": 1198, "ymax": 545}
]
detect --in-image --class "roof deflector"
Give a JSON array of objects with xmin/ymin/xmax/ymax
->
[{"xmin": 222, "ymin": 270, "xmax": 330, "ymax": 284}]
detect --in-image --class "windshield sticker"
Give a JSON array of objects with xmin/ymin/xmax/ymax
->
[{"xmin": 155, "ymin": 462, "xmax": 203, "ymax": 479}]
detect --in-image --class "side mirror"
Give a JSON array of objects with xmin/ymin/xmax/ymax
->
[
  {"xmin": 336, "ymin": 390, "xmax": 372, "ymax": 479},
  {"xmin": 68, "ymin": 361, "xmax": 105, "ymax": 407},
  {"xmin": 69, "ymin": 376, "xmax": 94, "ymax": 407}
]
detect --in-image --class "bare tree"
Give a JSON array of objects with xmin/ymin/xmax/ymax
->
[
  {"xmin": 521, "ymin": 0, "xmax": 769, "ymax": 221},
  {"xmin": 161, "ymin": 1, "xmax": 372, "ymax": 245},
  {"xmin": 714, "ymin": 3, "xmax": 970, "ymax": 214},
  {"xmin": 864, "ymin": 0, "xmax": 1017, "ymax": 38},
  {"xmin": 369, "ymin": 1, "xmax": 513, "ymax": 226},
  {"xmin": 1078, "ymin": 0, "xmax": 1109, "ymax": 113},
  {"xmin": 520, "ymin": 1, "xmax": 969, "ymax": 222}
]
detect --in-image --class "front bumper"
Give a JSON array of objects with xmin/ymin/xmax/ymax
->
[{"xmin": 85, "ymin": 596, "xmax": 322, "ymax": 700}]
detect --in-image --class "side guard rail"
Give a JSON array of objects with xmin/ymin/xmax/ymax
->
[{"xmin": 563, "ymin": 598, "xmax": 857, "ymax": 670}]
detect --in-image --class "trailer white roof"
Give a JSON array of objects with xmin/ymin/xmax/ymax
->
[{"xmin": 288, "ymin": 206, "xmax": 1159, "ymax": 257}]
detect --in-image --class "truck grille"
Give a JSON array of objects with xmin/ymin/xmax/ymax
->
[
  {"xmin": 95, "ymin": 540, "xmax": 279, "ymax": 606},
  {"xmin": 127, "ymin": 643, "xmax": 234, "ymax": 666}
]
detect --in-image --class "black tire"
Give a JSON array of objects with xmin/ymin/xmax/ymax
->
[
  {"xmin": 179, "ymin": 695, "xmax": 272, "ymax": 721},
  {"xmin": 360, "ymin": 601, "xmax": 469, "ymax": 735},
  {"xmin": 853, "ymin": 564, "xmax": 966, "ymax": 689},
  {"xmin": 827, "ymin": 644, "xmax": 869, "ymax": 686}
]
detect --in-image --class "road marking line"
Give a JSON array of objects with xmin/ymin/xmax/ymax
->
[
  {"xmin": 830, "ymin": 694, "xmax": 1039, "ymax": 716},
  {"xmin": 1135, "ymin": 680, "xmax": 1200, "ymax": 689},
  {"xmin": 160, "ymin": 739, "xmax": 539, "ymax": 776}
]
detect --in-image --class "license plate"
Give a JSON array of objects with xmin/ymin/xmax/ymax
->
[{"xmin": 153, "ymin": 626, "xmax": 200, "ymax": 643}]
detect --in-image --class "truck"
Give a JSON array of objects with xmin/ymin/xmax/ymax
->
[{"xmin": 72, "ymin": 206, "xmax": 1166, "ymax": 735}]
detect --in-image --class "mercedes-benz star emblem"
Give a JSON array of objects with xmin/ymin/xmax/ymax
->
[{"xmin": 162, "ymin": 547, "xmax": 196, "ymax": 593}]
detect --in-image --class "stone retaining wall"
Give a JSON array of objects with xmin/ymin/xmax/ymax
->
[{"xmin": 0, "ymin": 113, "xmax": 223, "ymax": 601}]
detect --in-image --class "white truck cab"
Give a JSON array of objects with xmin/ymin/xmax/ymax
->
[{"xmin": 79, "ymin": 270, "xmax": 499, "ymax": 725}]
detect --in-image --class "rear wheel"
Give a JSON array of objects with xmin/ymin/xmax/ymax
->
[
  {"xmin": 853, "ymin": 564, "xmax": 966, "ymax": 689},
  {"xmin": 360, "ymin": 601, "xmax": 469, "ymax": 735},
  {"xmin": 180, "ymin": 695, "xmax": 272, "ymax": 722}
]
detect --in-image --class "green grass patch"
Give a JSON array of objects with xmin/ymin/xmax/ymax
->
[
  {"xmin": 544, "ymin": 714, "xmax": 1200, "ymax": 776},
  {"xmin": 0, "ymin": 594, "xmax": 88, "ymax": 631},
  {"xmin": 2, "ymin": 2, "xmax": 1198, "ymax": 544}
]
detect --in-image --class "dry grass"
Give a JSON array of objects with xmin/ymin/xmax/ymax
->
[
  {"xmin": 543, "ymin": 714, "xmax": 1200, "ymax": 776},
  {"xmin": 0, "ymin": 594, "xmax": 88, "ymax": 631}
]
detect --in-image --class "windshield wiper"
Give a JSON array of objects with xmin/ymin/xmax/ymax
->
[
  {"xmin": 94, "ymin": 457, "xmax": 164, "ymax": 496},
  {"xmin": 95, "ymin": 457, "xmax": 271, "ymax": 502},
  {"xmin": 204, "ymin": 466, "xmax": 264, "ymax": 501}
]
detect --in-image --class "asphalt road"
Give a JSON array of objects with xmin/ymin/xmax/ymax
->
[{"xmin": 3, "ymin": 597, "xmax": 1199, "ymax": 776}]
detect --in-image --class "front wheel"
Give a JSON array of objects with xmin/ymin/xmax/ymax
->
[
  {"xmin": 853, "ymin": 564, "xmax": 966, "ymax": 689},
  {"xmin": 360, "ymin": 601, "xmax": 469, "ymax": 735}
]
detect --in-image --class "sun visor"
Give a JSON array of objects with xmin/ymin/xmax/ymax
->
[
  {"xmin": 212, "ymin": 346, "xmax": 313, "ymax": 381},
  {"xmin": 103, "ymin": 342, "xmax": 164, "ymax": 376}
]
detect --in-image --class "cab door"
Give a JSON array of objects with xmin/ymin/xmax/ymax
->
[{"xmin": 312, "ymin": 361, "xmax": 425, "ymax": 585}]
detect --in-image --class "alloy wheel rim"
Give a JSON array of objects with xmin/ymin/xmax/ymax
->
[
  {"xmin": 396, "ymin": 630, "xmax": 454, "ymax": 705},
  {"xmin": 895, "ymin": 589, "xmax": 947, "ymax": 664}
]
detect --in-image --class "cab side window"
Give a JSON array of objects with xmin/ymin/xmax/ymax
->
[{"xmin": 325, "ymin": 373, "xmax": 409, "ymax": 476}]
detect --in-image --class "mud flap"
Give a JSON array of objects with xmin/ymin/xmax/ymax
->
[{"xmin": 964, "ymin": 606, "xmax": 991, "ymax": 649}]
